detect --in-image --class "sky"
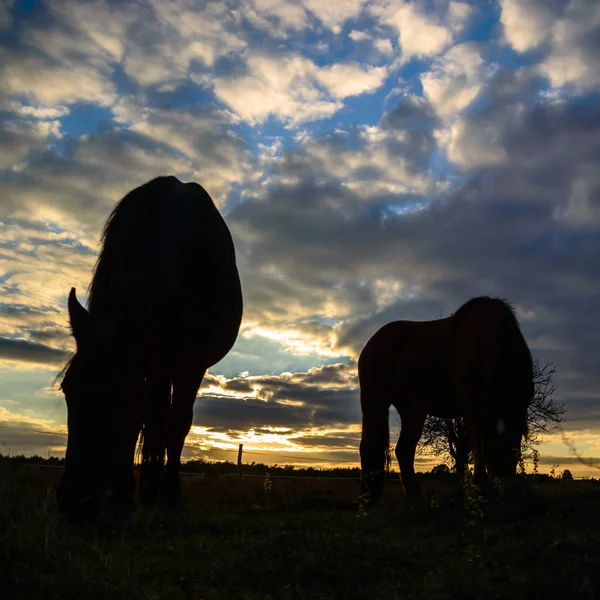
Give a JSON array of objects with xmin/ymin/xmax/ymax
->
[{"xmin": 1, "ymin": 0, "xmax": 600, "ymax": 476}]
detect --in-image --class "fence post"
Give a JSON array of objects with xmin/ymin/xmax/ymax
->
[{"xmin": 237, "ymin": 443, "xmax": 243, "ymax": 476}]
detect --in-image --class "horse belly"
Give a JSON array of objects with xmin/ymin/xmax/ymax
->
[{"xmin": 398, "ymin": 361, "xmax": 462, "ymax": 418}]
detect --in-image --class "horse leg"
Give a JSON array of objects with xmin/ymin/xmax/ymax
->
[
  {"xmin": 395, "ymin": 410, "xmax": 426, "ymax": 502},
  {"xmin": 473, "ymin": 451, "xmax": 488, "ymax": 484},
  {"xmin": 464, "ymin": 415, "xmax": 488, "ymax": 484},
  {"xmin": 162, "ymin": 367, "xmax": 206, "ymax": 509},
  {"xmin": 106, "ymin": 433, "xmax": 139, "ymax": 520},
  {"xmin": 359, "ymin": 392, "xmax": 390, "ymax": 507},
  {"xmin": 106, "ymin": 382, "xmax": 145, "ymax": 519},
  {"xmin": 140, "ymin": 376, "xmax": 171, "ymax": 507}
]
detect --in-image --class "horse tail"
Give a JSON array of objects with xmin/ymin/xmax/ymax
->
[
  {"xmin": 359, "ymin": 389, "xmax": 390, "ymax": 506},
  {"xmin": 139, "ymin": 380, "xmax": 170, "ymax": 505}
]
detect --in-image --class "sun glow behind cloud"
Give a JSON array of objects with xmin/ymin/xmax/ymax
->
[{"xmin": 1, "ymin": 0, "xmax": 600, "ymax": 475}]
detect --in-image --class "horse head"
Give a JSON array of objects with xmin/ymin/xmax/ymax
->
[{"xmin": 57, "ymin": 288, "xmax": 142, "ymax": 519}]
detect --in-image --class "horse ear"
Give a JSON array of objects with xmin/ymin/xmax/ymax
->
[{"xmin": 68, "ymin": 287, "xmax": 90, "ymax": 347}]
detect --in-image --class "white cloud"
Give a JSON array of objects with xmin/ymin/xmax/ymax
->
[
  {"xmin": 0, "ymin": 47, "xmax": 115, "ymax": 106},
  {"xmin": 120, "ymin": 1, "xmax": 247, "ymax": 87},
  {"xmin": 440, "ymin": 118, "xmax": 508, "ymax": 168},
  {"xmin": 129, "ymin": 106, "xmax": 252, "ymax": 205},
  {"xmin": 268, "ymin": 121, "xmax": 439, "ymax": 200},
  {"xmin": 374, "ymin": 38, "xmax": 394, "ymax": 55},
  {"xmin": 349, "ymin": 30, "xmax": 394, "ymax": 56},
  {"xmin": 372, "ymin": 0, "xmax": 473, "ymax": 62},
  {"xmin": 421, "ymin": 43, "xmax": 485, "ymax": 118},
  {"xmin": 377, "ymin": 1, "xmax": 452, "ymax": 61},
  {"xmin": 304, "ymin": 0, "xmax": 366, "ymax": 34},
  {"xmin": 214, "ymin": 54, "xmax": 387, "ymax": 124},
  {"xmin": 539, "ymin": 0, "xmax": 600, "ymax": 90},
  {"xmin": 0, "ymin": 120, "xmax": 62, "ymax": 169},
  {"xmin": 251, "ymin": 0, "xmax": 309, "ymax": 30},
  {"xmin": 500, "ymin": 0, "xmax": 555, "ymax": 53},
  {"xmin": 0, "ymin": 101, "xmax": 70, "ymax": 120},
  {"xmin": 146, "ymin": 0, "xmax": 247, "ymax": 70},
  {"xmin": 316, "ymin": 63, "xmax": 388, "ymax": 99},
  {"xmin": 349, "ymin": 29, "xmax": 371, "ymax": 42},
  {"xmin": 447, "ymin": 1, "xmax": 474, "ymax": 34},
  {"xmin": 501, "ymin": 0, "xmax": 600, "ymax": 91},
  {"xmin": 48, "ymin": 0, "xmax": 132, "ymax": 63},
  {"xmin": 213, "ymin": 55, "xmax": 340, "ymax": 124}
]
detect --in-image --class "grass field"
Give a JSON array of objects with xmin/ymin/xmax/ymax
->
[{"xmin": 1, "ymin": 461, "xmax": 599, "ymax": 600}]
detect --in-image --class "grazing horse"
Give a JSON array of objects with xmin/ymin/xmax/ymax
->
[
  {"xmin": 57, "ymin": 176, "xmax": 243, "ymax": 519},
  {"xmin": 358, "ymin": 297, "xmax": 534, "ymax": 505}
]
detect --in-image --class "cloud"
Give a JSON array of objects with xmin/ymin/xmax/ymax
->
[
  {"xmin": 500, "ymin": 0, "xmax": 558, "ymax": 53},
  {"xmin": 0, "ymin": 0, "xmax": 13, "ymax": 30},
  {"xmin": 226, "ymin": 82, "xmax": 600, "ymax": 440},
  {"xmin": 349, "ymin": 29, "xmax": 371, "ymax": 42},
  {"xmin": 1, "ymin": 129, "xmax": 193, "ymax": 228},
  {"xmin": 315, "ymin": 62, "xmax": 388, "ymax": 99},
  {"xmin": 304, "ymin": 0, "xmax": 366, "ymax": 34},
  {"xmin": 0, "ymin": 118, "xmax": 62, "ymax": 169},
  {"xmin": 421, "ymin": 42, "xmax": 485, "ymax": 118},
  {"xmin": 539, "ymin": 0, "xmax": 600, "ymax": 91},
  {"xmin": 214, "ymin": 53, "xmax": 387, "ymax": 124},
  {"xmin": 1, "ymin": 100, "xmax": 70, "ymax": 120},
  {"xmin": 128, "ymin": 105, "xmax": 252, "ymax": 205},
  {"xmin": 373, "ymin": 0, "xmax": 469, "ymax": 62},
  {"xmin": 501, "ymin": 0, "xmax": 600, "ymax": 92},
  {"xmin": 196, "ymin": 363, "xmax": 360, "ymax": 432},
  {"xmin": 0, "ymin": 337, "xmax": 70, "ymax": 366},
  {"xmin": 374, "ymin": 38, "xmax": 394, "ymax": 55},
  {"xmin": 0, "ymin": 45, "xmax": 115, "ymax": 107},
  {"xmin": 249, "ymin": 0, "xmax": 309, "ymax": 31},
  {"xmin": 121, "ymin": 0, "xmax": 247, "ymax": 86}
]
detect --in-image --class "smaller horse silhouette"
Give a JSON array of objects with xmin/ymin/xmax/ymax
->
[
  {"xmin": 57, "ymin": 176, "xmax": 243, "ymax": 519},
  {"xmin": 358, "ymin": 297, "xmax": 534, "ymax": 505}
]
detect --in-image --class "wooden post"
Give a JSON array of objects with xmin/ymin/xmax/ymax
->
[{"xmin": 237, "ymin": 443, "xmax": 243, "ymax": 476}]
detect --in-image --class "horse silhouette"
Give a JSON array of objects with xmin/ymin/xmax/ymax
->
[
  {"xmin": 57, "ymin": 176, "xmax": 243, "ymax": 519},
  {"xmin": 358, "ymin": 297, "xmax": 534, "ymax": 505}
]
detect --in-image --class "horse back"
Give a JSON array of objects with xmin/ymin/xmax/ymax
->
[
  {"xmin": 358, "ymin": 318, "xmax": 456, "ymax": 409},
  {"xmin": 88, "ymin": 176, "xmax": 243, "ymax": 367}
]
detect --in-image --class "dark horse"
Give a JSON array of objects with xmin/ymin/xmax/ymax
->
[
  {"xmin": 57, "ymin": 176, "xmax": 243, "ymax": 519},
  {"xmin": 358, "ymin": 297, "xmax": 534, "ymax": 505}
]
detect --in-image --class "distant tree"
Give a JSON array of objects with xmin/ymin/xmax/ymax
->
[
  {"xmin": 561, "ymin": 469, "xmax": 574, "ymax": 482},
  {"xmin": 419, "ymin": 418, "xmax": 470, "ymax": 480},
  {"xmin": 417, "ymin": 359, "xmax": 565, "ymax": 476},
  {"xmin": 430, "ymin": 463, "xmax": 451, "ymax": 476}
]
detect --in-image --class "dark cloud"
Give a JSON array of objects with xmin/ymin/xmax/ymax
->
[
  {"xmin": 226, "ymin": 80, "xmax": 600, "ymax": 434},
  {"xmin": 196, "ymin": 364, "xmax": 360, "ymax": 432},
  {"xmin": 295, "ymin": 434, "xmax": 361, "ymax": 448},
  {"xmin": 0, "ymin": 337, "xmax": 70, "ymax": 365},
  {"xmin": 380, "ymin": 94, "xmax": 440, "ymax": 132},
  {"xmin": 0, "ymin": 128, "xmax": 193, "ymax": 229},
  {"xmin": 0, "ymin": 419, "xmax": 66, "ymax": 451}
]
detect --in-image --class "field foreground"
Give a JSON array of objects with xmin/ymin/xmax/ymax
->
[{"xmin": 1, "ymin": 463, "xmax": 600, "ymax": 600}]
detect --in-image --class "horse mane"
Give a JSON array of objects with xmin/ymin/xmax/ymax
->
[
  {"xmin": 453, "ymin": 295, "xmax": 532, "ymax": 435},
  {"xmin": 56, "ymin": 177, "xmax": 181, "ymax": 386},
  {"xmin": 54, "ymin": 352, "xmax": 74, "ymax": 388},
  {"xmin": 453, "ymin": 296, "xmax": 520, "ymax": 327},
  {"xmin": 88, "ymin": 176, "xmax": 176, "ymax": 315}
]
